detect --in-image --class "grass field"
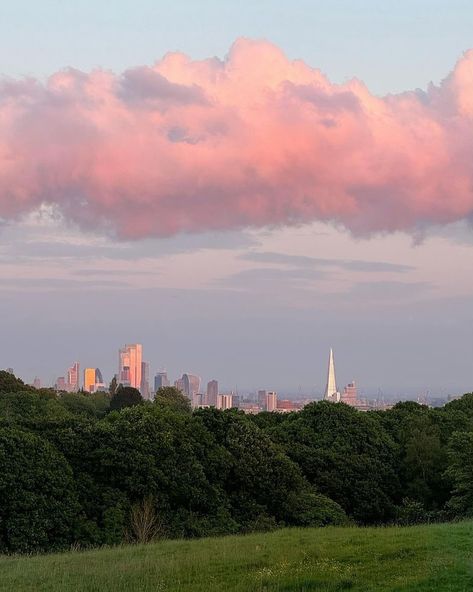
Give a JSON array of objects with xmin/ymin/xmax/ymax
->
[{"xmin": 0, "ymin": 521, "xmax": 472, "ymax": 591}]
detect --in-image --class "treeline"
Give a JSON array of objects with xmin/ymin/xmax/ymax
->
[{"xmin": 0, "ymin": 370, "xmax": 472, "ymax": 554}]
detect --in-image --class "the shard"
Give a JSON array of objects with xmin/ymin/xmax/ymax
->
[{"xmin": 324, "ymin": 348, "xmax": 339, "ymax": 401}]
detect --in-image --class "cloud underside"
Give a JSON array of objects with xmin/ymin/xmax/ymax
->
[{"xmin": 1, "ymin": 38, "xmax": 473, "ymax": 239}]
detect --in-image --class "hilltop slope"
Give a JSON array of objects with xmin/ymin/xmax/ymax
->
[{"xmin": 1, "ymin": 521, "xmax": 472, "ymax": 591}]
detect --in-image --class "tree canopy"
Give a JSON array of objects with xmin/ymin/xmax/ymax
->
[{"xmin": 0, "ymin": 371, "xmax": 472, "ymax": 553}]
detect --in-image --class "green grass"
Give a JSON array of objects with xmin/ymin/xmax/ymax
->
[{"xmin": 0, "ymin": 521, "xmax": 472, "ymax": 591}]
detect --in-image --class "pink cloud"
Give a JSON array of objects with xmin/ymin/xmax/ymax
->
[{"xmin": 1, "ymin": 38, "xmax": 473, "ymax": 238}]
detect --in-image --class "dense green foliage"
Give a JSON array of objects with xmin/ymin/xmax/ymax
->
[
  {"xmin": 1, "ymin": 521, "xmax": 472, "ymax": 591},
  {"xmin": 109, "ymin": 385, "xmax": 143, "ymax": 411},
  {"xmin": 0, "ymin": 428, "xmax": 78, "ymax": 553},
  {"xmin": 0, "ymin": 369, "xmax": 471, "ymax": 554},
  {"xmin": 154, "ymin": 386, "xmax": 192, "ymax": 413}
]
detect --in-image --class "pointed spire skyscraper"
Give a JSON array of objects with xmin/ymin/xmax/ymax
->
[{"xmin": 324, "ymin": 348, "xmax": 339, "ymax": 401}]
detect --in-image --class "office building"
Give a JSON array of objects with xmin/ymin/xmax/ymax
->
[
  {"xmin": 258, "ymin": 390, "xmax": 267, "ymax": 408},
  {"xmin": 67, "ymin": 362, "xmax": 80, "ymax": 392},
  {"xmin": 84, "ymin": 367, "xmax": 105, "ymax": 393},
  {"xmin": 94, "ymin": 368, "xmax": 106, "ymax": 391},
  {"xmin": 182, "ymin": 373, "xmax": 201, "ymax": 403},
  {"xmin": 118, "ymin": 344, "xmax": 142, "ymax": 390},
  {"xmin": 32, "ymin": 377, "xmax": 41, "ymax": 389},
  {"xmin": 324, "ymin": 348, "xmax": 340, "ymax": 402},
  {"xmin": 84, "ymin": 368, "xmax": 96, "ymax": 392},
  {"xmin": 266, "ymin": 391, "xmax": 278, "ymax": 412},
  {"xmin": 55, "ymin": 376, "xmax": 66, "ymax": 391},
  {"xmin": 193, "ymin": 393, "xmax": 206, "ymax": 408},
  {"xmin": 217, "ymin": 393, "xmax": 233, "ymax": 410},
  {"xmin": 174, "ymin": 377, "xmax": 184, "ymax": 392},
  {"xmin": 276, "ymin": 399, "xmax": 301, "ymax": 413},
  {"xmin": 341, "ymin": 381, "xmax": 358, "ymax": 406},
  {"xmin": 154, "ymin": 371, "xmax": 170, "ymax": 392},
  {"xmin": 141, "ymin": 361, "xmax": 151, "ymax": 400},
  {"xmin": 206, "ymin": 380, "xmax": 219, "ymax": 407}
]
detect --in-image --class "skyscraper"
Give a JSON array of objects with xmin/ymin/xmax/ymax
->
[
  {"xmin": 258, "ymin": 390, "xmax": 267, "ymax": 408},
  {"xmin": 95, "ymin": 368, "xmax": 104, "ymax": 384},
  {"xmin": 174, "ymin": 377, "xmax": 184, "ymax": 392},
  {"xmin": 118, "ymin": 344, "xmax": 142, "ymax": 390},
  {"xmin": 55, "ymin": 376, "xmax": 66, "ymax": 391},
  {"xmin": 84, "ymin": 367, "xmax": 105, "ymax": 392},
  {"xmin": 154, "ymin": 371, "xmax": 170, "ymax": 392},
  {"xmin": 266, "ymin": 391, "xmax": 278, "ymax": 412},
  {"xmin": 141, "ymin": 361, "xmax": 150, "ymax": 400},
  {"xmin": 67, "ymin": 362, "xmax": 80, "ymax": 392},
  {"xmin": 84, "ymin": 368, "xmax": 96, "ymax": 392},
  {"xmin": 182, "ymin": 373, "xmax": 201, "ymax": 401},
  {"xmin": 206, "ymin": 380, "xmax": 219, "ymax": 407},
  {"xmin": 94, "ymin": 368, "xmax": 106, "ymax": 391},
  {"xmin": 324, "ymin": 348, "xmax": 340, "ymax": 402}
]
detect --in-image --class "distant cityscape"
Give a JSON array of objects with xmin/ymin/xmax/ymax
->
[{"xmin": 4, "ymin": 344, "xmax": 461, "ymax": 412}]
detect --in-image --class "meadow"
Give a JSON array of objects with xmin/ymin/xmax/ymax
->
[{"xmin": 0, "ymin": 521, "xmax": 472, "ymax": 592}]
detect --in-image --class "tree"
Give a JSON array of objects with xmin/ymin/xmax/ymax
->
[
  {"xmin": 376, "ymin": 402, "xmax": 450, "ymax": 513},
  {"xmin": 0, "ymin": 428, "xmax": 79, "ymax": 553},
  {"xmin": 81, "ymin": 405, "xmax": 228, "ymax": 538},
  {"xmin": 109, "ymin": 376, "xmax": 118, "ymax": 396},
  {"xmin": 154, "ymin": 386, "xmax": 191, "ymax": 413},
  {"xmin": 0, "ymin": 371, "xmax": 33, "ymax": 395},
  {"xmin": 110, "ymin": 386, "xmax": 143, "ymax": 412},
  {"xmin": 127, "ymin": 497, "xmax": 165, "ymax": 543},
  {"xmin": 193, "ymin": 408, "xmax": 348, "ymax": 530},
  {"xmin": 262, "ymin": 401, "xmax": 400, "ymax": 524},
  {"xmin": 445, "ymin": 431, "xmax": 473, "ymax": 517},
  {"xmin": 58, "ymin": 392, "xmax": 110, "ymax": 419},
  {"xmin": 0, "ymin": 391, "xmax": 71, "ymax": 424}
]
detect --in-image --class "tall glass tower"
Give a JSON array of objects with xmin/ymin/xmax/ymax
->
[{"xmin": 324, "ymin": 348, "xmax": 340, "ymax": 401}]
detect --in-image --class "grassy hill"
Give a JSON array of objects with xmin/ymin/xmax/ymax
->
[{"xmin": 0, "ymin": 521, "xmax": 472, "ymax": 592}]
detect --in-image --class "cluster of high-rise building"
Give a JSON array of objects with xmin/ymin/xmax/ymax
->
[
  {"xmin": 54, "ymin": 362, "xmax": 106, "ymax": 394},
  {"xmin": 46, "ymin": 343, "xmax": 284, "ymax": 412},
  {"xmin": 10, "ymin": 344, "xmax": 398, "ymax": 412}
]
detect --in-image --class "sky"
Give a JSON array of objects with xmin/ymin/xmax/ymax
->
[{"xmin": 1, "ymin": 1, "xmax": 473, "ymax": 396}]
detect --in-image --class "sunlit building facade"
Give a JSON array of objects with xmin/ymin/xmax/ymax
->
[
  {"xmin": 118, "ymin": 344, "xmax": 142, "ymax": 390},
  {"xmin": 67, "ymin": 362, "xmax": 80, "ymax": 392},
  {"xmin": 324, "ymin": 348, "xmax": 340, "ymax": 402},
  {"xmin": 84, "ymin": 368, "xmax": 96, "ymax": 392},
  {"xmin": 266, "ymin": 391, "xmax": 278, "ymax": 412},
  {"xmin": 217, "ymin": 393, "xmax": 233, "ymax": 410}
]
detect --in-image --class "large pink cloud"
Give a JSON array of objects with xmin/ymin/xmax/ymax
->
[{"xmin": 1, "ymin": 38, "xmax": 473, "ymax": 238}]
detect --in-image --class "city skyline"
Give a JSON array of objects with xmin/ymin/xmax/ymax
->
[{"xmin": 5, "ymin": 343, "xmax": 466, "ymax": 403}]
